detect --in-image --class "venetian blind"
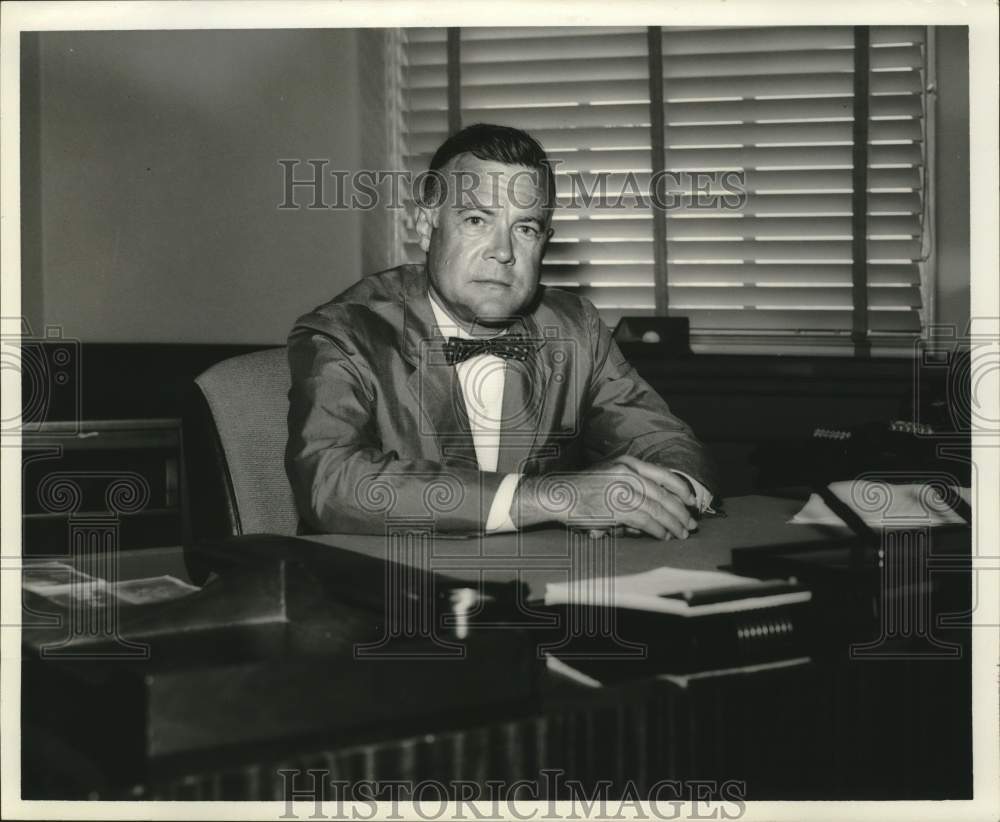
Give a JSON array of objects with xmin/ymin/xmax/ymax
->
[{"xmin": 397, "ymin": 26, "xmax": 928, "ymax": 350}]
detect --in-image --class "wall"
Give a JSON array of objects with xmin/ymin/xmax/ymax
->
[
  {"xmin": 21, "ymin": 27, "xmax": 970, "ymax": 345},
  {"xmin": 21, "ymin": 29, "xmax": 363, "ymax": 344},
  {"xmin": 933, "ymin": 27, "xmax": 971, "ymax": 333}
]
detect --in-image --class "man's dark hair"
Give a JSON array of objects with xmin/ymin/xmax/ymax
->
[{"xmin": 418, "ymin": 123, "xmax": 556, "ymax": 215}]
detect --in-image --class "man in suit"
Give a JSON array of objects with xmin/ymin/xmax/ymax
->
[{"xmin": 286, "ymin": 124, "xmax": 716, "ymax": 537}]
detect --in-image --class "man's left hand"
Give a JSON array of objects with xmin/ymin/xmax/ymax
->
[{"xmin": 585, "ymin": 454, "xmax": 698, "ymax": 540}]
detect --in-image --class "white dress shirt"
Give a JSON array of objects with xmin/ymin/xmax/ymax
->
[
  {"xmin": 429, "ymin": 292, "xmax": 521, "ymax": 532},
  {"xmin": 428, "ymin": 292, "xmax": 713, "ymax": 533}
]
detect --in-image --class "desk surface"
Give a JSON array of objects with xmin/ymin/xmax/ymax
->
[{"xmin": 300, "ymin": 493, "xmax": 847, "ymax": 598}]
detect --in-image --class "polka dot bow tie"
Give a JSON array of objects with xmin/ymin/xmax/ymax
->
[{"xmin": 442, "ymin": 334, "xmax": 539, "ymax": 365}]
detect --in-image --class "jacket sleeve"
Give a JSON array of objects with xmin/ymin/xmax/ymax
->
[
  {"xmin": 579, "ymin": 301, "xmax": 718, "ymax": 496},
  {"xmin": 285, "ymin": 325, "xmax": 506, "ymax": 535}
]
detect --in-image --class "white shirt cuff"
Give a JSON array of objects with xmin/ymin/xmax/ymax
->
[
  {"xmin": 485, "ymin": 473, "xmax": 523, "ymax": 532},
  {"xmin": 670, "ymin": 470, "xmax": 715, "ymax": 513}
]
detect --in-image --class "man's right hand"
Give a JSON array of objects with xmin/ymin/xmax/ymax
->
[{"xmin": 511, "ymin": 455, "xmax": 699, "ymax": 540}]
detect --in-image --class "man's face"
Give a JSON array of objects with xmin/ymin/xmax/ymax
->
[{"xmin": 416, "ymin": 154, "xmax": 553, "ymax": 329}]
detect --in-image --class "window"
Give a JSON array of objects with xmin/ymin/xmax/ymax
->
[{"xmin": 395, "ymin": 26, "xmax": 930, "ymax": 355}]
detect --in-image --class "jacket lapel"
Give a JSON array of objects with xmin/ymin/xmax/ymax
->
[
  {"xmin": 400, "ymin": 273, "xmax": 479, "ymax": 468},
  {"xmin": 496, "ymin": 314, "xmax": 553, "ymax": 474}
]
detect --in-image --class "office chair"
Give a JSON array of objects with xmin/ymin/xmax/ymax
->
[{"xmin": 183, "ymin": 347, "xmax": 299, "ymax": 540}]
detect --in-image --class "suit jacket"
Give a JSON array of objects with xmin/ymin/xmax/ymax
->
[{"xmin": 286, "ymin": 264, "xmax": 716, "ymax": 534}]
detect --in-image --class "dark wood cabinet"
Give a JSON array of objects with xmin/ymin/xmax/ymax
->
[{"xmin": 21, "ymin": 418, "xmax": 183, "ymax": 554}]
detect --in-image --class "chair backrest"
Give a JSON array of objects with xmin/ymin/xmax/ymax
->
[{"xmin": 186, "ymin": 347, "xmax": 299, "ymax": 538}]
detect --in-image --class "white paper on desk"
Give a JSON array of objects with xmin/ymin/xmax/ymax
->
[
  {"xmin": 790, "ymin": 481, "xmax": 971, "ymax": 529},
  {"xmin": 28, "ymin": 579, "xmax": 112, "ymax": 609},
  {"xmin": 23, "ymin": 576, "xmax": 200, "ymax": 608},
  {"xmin": 112, "ymin": 575, "xmax": 200, "ymax": 605},
  {"xmin": 22, "ymin": 562, "xmax": 96, "ymax": 593},
  {"xmin": 544, "ymin": 567, "xmax": 810, "ymax": 617}
]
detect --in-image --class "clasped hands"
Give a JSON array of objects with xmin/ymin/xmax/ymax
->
[{"xmin": 511, "ymin": 454, "xmax": 699, "ymax": 541}]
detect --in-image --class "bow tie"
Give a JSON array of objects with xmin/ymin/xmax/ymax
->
[{"xmin": 442, "ymin": 334, "xmax": 538, "ymax": 365}]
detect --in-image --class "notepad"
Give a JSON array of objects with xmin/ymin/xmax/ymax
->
[
  {"xmin": 544, "ymin": 566, "xmax": 810, "ymax": 617},
  {"xmin": 790, "ymin": 480, "xmax": 971, "ymax": 529}
]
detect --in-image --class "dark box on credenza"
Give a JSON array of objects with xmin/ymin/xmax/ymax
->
[{"xmin": 613, "ymin": 316, "xmax": 692, "ymax": 359}]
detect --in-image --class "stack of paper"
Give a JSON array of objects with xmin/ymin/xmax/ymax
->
[{"xmin": 790, "ymin": 480, "xmax": 971, "ymax": 529}]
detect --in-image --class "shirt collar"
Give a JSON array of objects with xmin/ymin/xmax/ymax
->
[{"xmin": 427, "ymin": 289, "xmax": 505, "ymax": 341}]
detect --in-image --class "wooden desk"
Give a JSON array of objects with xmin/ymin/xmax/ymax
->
[{"xmin": 20, "ymin": 494, "xmax": 972, "ymax": 801}]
